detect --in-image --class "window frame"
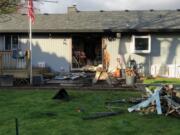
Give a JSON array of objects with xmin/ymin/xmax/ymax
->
[
  {"xmin": 4, "ymin": 35, "xmax": 19, "ymax": 51},
  {"xmin": 131, "ymin": 35, "xmax": 151, "ymax": 53},
  {"xmin": 4, "ymin": 35, "xmax": 12, "ymax": 51}
]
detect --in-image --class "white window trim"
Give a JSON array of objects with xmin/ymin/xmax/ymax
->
[{"xmin": 131, "ymin": 35, "xmax": 151, "ymax": 54}]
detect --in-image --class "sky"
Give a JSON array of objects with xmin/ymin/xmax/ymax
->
[{"xmin": 35, "ymin": 0, "xmax": 180, "ymax": 13}]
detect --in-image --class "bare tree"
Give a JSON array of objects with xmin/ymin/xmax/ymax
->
[
  {"xmin": 0, "ymin": 0, "xmax": 20, "ymax": 14},
  {"xmin": 0, "ymin": 0, "xmax": 58, "ymax": 14}
]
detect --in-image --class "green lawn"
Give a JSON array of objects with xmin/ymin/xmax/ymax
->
[
  {"xmin": 144, "ymin": 77, "xmax": 180, "ymax": 84},
  {"xmin": 0, "ymin": 89, "xmax": 179, "ymax": 135}
]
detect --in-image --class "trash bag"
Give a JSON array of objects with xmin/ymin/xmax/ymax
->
[{"xmin": 52, "ymin": 88, "xmax": 70, "ymax": 101}]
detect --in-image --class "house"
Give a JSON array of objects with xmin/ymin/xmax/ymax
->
[{"xmin": 0, "ymin": 6, "xmax": 180, "ymax": 79}]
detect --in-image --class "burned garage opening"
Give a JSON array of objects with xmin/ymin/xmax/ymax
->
[{"xmin": 72, "ymin": 35, "xmax": 102, "ymax": 69}]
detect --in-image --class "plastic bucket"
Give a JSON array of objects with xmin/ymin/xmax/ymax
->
[{"xmin": 126, "ymin": 76, "xmax": 135, "ymax": 86}]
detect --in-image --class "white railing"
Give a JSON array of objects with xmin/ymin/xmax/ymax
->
[
  {"xmin": 151, "ymin": 64, "xmax": 180, "ymax": 78},
  {"xmin": 0, "ymin": 51, "xmax": 29, "ymax": 71}
]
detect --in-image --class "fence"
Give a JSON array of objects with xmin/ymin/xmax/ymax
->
[{"xmin": 151, "ymin": 64, "xmax": 180, "ymax": 78}]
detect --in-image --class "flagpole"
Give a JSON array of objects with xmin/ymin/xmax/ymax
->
[{"xmin": 29, "ymin": 17, "xmax": 33, "ymax": 85}]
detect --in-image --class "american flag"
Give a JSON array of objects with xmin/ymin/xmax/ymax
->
[{"xmin": 28, "ymin": 0, "xmax": 35, "ymax": 24}]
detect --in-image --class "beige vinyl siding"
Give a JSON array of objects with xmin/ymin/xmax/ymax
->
[
  {"xmin": 151, "ymin": 34, "xmax": 180, "ymax": 65},
  {"xmin": 150, "ymin": 34, "xmax": 180, "ymax": 77},
  {"xmin": 119, "ymin": 35, "xmax": 151, "ymax": 75},
  {"xmin": 19, "ymin": 36, "xmax": 71, "ymax": 72},
  {"xmin": 119, "ymin": 33, "xmax": 180, "ymax": 77}
]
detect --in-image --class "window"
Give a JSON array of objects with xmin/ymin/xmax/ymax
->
[
  {"xmin": 12, "ymin": 36, "xmax": 18, "ymax": 49},
  {"xmin": 132, "ymin": 35, "xmax": 151, "ymax": 53},
  {"xmin": 5, "ymin": 36, "xmax": 11, "ymax": 50},
  {"xmin": 4, "ymin": 35, "xmax": 19, "ymax": 50}
]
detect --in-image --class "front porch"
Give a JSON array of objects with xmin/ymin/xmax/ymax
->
[
  {"xmin": 0, "ymin": 51, "xmax": 30, "ymax": 78},
  {"xmin": 0, "ymin": 51, "xmax": 30, "ymax": 86},
  {"xmin": 0, "ymin": 51, "xmax": 57, "ymax": 86}
]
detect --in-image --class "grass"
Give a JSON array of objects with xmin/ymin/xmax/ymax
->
[
  {"xmin": 0, "ymin": 89, "xmax": 179, "ymax": 135},
  {"xmin": 144, "ymin": 77, "xmax": 180, "ymax": 84}
]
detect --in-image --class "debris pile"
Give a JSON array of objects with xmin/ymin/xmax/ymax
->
[
  {"xmin": 54, "ymin": 72, "xmax": 88, "ymax": 80},
  {"xmin": 47, "ymin": 72, "xmax": 92, "ymax": 87},
  {"xmin": 125, "ymin": 68, "xmax": 135, "ymax": 77},
  {"xmin": 128, "ymin": 85, "xmax": 180, "ymax": 117}
]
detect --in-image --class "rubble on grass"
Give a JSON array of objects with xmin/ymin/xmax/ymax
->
[
  {"xmin": 82, "ymin": 111, "xmax": 122, "ymax": 120},
  {"xmin": 128, "ymin": 85, "xmax": 180, "ymax": 117}
]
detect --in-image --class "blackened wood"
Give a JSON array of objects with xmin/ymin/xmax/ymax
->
[{"xmin": 82, "ymin": 111, "xmax": 122, "ymax": 120}]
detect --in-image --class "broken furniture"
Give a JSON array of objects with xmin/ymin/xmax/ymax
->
[
  {"xmin": 73, "ymin": 51, "xmax": 87, "ymax": 68},
  {"xmin": 92, "ymin": 68, "xmax": 112, "ymax": 86},
  {"xmin": 93, "ymin": 44, "xmax": 112, "ymax": 86}
]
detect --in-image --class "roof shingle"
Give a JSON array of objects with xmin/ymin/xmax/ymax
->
[{"xmin": 0, "ymin": 10, "xmax": 180, "ymax": 33}]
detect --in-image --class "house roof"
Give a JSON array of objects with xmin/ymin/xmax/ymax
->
[{"xmin": 1, "ymin": 10, "xmax": 180, "ymax": 33}]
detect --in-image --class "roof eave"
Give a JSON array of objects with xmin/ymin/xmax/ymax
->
[{"xmin": 1, "ymin": 28, "xmax": 180, "ymax": 33}]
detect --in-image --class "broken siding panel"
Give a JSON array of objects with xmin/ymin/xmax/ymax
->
[{"xmin": 19, "ymin": 36, "xmax": 71, "ymax": 72}]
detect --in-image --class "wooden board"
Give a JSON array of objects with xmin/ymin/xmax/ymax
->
[{"xmin": 2, "ymin": 69, "xmax": 29, "ymax": 78}]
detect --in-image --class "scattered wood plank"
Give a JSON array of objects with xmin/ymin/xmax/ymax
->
[
  {"xmin": 82, "ymin": 111, "xmax": 122, "ymax": 120},
  {"xmin": 163, "ymin": 96, "xmax": 180, "ymax": 116}
]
